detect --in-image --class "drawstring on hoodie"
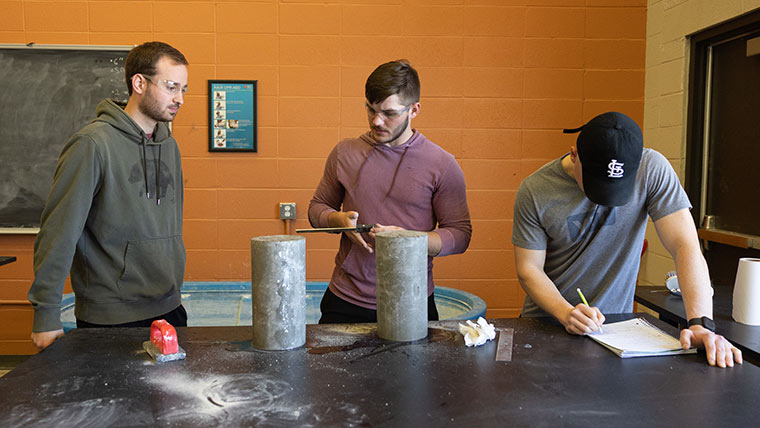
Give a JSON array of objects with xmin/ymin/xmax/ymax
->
[
  {"xmin": 353, "ymin": 134, "xmax": 412, "ymax": 201},
  {"xmin": 385, "ymin": 145, "xmax": 409, "ymax": 199},
  {"xmin": 98, "ymin": 99, "xmax": 164, "ymax": 207},
  {"xmin": 353, "ymin": 148, "xmax": 375, "ymax": 191},
  {"xmin": 142, "ymin": 139, "xmax": 150, "ymax": 200},
  {"xmin": 141, "ymin": 136, "xmax": 162, "ymax": 206},
  {"xmin": 156, "ymin": 145, "xmax": 162, "ymax": 205}
]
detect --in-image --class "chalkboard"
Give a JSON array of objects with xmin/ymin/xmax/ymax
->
[{"xmin": 0, "ymin": 45, "xmax": 131, "ymax": 230}]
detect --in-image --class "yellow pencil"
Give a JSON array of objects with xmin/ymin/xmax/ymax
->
[
  {"xmin": 577, "ymin": 288, "xmax": 604, "ymax": 333},
  {"xmin": 576, "ymin": 287, "xmax": 590, "ymax": 306}
]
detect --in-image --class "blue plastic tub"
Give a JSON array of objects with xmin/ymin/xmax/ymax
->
[{"xmin": 60, "ymin": 281, "xmax": 487, "ymax": 332}]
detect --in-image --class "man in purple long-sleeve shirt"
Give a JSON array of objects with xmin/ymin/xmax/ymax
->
[{"xmin": 308, "ymin": 60, "xmax": 472, "ymax": 323}]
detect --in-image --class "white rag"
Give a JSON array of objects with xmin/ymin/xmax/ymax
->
[{"xmin": 458, "ymin": 317, "xmax": 496, "ymax": 347}]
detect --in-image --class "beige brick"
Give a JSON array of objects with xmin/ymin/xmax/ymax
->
[
  {"xmin": 657, "ymin": 58, "xmax": 686, "ymax": 96},
  {"xmin": 659, "ymin": 92, "xmax": 685, "ymax": 127},
  {"xmin": 646, "ymin": 128, "xmax": 678, "ymax": 160},
  {"xmin": 646, "ymin": 0, "xmax": 664, "ymax": 38},
  {"xmin": 644, "ymin": 70, "xmax": 660, "ymax": 101},
  {"xmin": 745, "ymin": 0, "xmax": 760, "ymax": 11},
  {"xmin": 699, "ymin": 0, "xmax": 744, "ymax": 32},
  {"xmin": 662, "ymin": 3, "xmax": 691, "ymax": 43},
  {"xmin": 657, "ymin": 125, "xmax": 685, "ymax": 159},
  {"xmin": 639, "ymin": 251, "xmax": 676, "ymax": 285},
  {"xmin": 645, "ymin": 33, "xmax": 664, "ymax": 70},
  {"xmin": 642, "ymin": 126, "xmax": 658, "ymax": 148},
  {"xmin": 643, "ymin": 99, "xmax": 662, "ymax": 130},
  {"xmin": 659, "ymin": 38, "xmax": 686, "ymax": 64}
]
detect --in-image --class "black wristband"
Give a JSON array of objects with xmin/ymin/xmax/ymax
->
[{"xmin": 687, "ymin": 316, "xmax": 716, "ymax": 332}]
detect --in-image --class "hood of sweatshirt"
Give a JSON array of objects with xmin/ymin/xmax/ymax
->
[
  {"xmin": 92, "ymin": 99, "xmax": 174, "ymax": 205},
  {"xmin": 355, "ymin": 129, "xmax": 422, "ymax": 199},
  {"xmin": 92, "ymin": 99, "xmax": 173, "ymax": 143}
]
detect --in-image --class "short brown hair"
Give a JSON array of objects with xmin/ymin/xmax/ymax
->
[
  {"xmin": 125, "ymin": 41, "xmax": 188, "ymax": 95},
  {"xmin": 365, "ymin": 59, "xmax": 420, "ymax": 106}
]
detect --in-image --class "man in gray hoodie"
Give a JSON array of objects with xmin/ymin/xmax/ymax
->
[{"xmin": 28, "ymin": 42, "xmax": 189, "ymax": 350}]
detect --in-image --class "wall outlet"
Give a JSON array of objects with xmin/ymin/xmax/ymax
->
[{"xmin": 279, "ymin": 202, "xmax": 296, "ymax": 220}]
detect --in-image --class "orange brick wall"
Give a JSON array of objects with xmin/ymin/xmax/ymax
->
[{"xmin": 0, "ymin": 0, "xmax": 646, "ymax": 354}]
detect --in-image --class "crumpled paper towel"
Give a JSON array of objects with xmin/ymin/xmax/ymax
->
[{"xmin": 458, "ymin": 317, "xmax": 496, "ymax": 347}]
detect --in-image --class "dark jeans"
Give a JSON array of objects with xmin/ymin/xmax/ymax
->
[
  {"xmin": 319, "ymin": 287, "xmax": 439, "ymax": 324},
  {"xmin": 76, "ymin": 304, "xmax": 188, "ymax": 328}
]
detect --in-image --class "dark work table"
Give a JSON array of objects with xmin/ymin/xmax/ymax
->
[
  {"xmin": 0, "ymin": 256, "xmax": 16, "ymax": 267},
  {"xmin": 636, "ymin": 285, "xmax": 760, "ymax": 365},
  {"xmin": 2, "ymin": 315, "xmax": 759, "ymax": 427}
]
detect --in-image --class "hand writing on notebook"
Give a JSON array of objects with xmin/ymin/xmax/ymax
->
[{"xmin": 563, "ymin": 303, "xmax": 606, "ymax": 335}]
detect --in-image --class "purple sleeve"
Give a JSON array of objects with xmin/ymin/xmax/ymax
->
[
  {"xmin": 308, "ymin": 146, "xmax": 342, "ymax": 228},
  {"xmin": 433, "ymin": 158, "xmax": 472, "ymax": 256}
]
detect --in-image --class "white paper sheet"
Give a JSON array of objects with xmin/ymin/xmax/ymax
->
[{"xmin": 587, "ymin": 318, "xmax": 696, "ymax": 358}]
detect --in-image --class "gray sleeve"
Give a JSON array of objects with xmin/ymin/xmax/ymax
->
[
  {"xmin": 512, "ymin": 181, "xmax": 548, "ymax": 250},
  {"xmin": 28, "ymin": 135, "xmax": 101, "ymax": 332},
  {"xmin": 643, "ymin": 150, "xmax": 692, "ymax": 222}
]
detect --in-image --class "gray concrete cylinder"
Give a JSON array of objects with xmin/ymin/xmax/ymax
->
[
  {"xmin": 251, "ymin": 235, "xmax": 306, "ymax": 350},
  {"xmin": 375, "ymin": 230, "xmax": 428, "ymax": 342}
]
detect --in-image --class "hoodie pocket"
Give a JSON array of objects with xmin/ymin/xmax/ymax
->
[
  {"xmin": 340, "ymin": 241, "xmax": 376, "ymax": 285},
  {"xmin": 118, "ymin": 235, "xmax": 186, "ymax": 301}
]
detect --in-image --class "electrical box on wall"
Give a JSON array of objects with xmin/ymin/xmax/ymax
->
[{"xmin": 279, "ymin": 202, "xmax": 296, "ymax": 220}]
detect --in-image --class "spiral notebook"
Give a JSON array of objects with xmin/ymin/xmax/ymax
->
[{"xmin": 587, "ymin": 318, "xmax": 697, "ymax": 358}]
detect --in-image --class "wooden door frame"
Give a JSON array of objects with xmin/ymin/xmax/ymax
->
[{"xmin": 685, "ymin": 9, "xmax": 760, "ymax": 225}]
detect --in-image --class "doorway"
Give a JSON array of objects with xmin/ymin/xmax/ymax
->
[{"xmin": 686, "ymin": 11, "xmax": 760, "ymax": 287}]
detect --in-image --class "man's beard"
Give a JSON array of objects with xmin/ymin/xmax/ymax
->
[
  {"xmin": 139, "ymin": 95, "xmax": 178, "ymax": 123},
  {"xmin": 373, "ymin": 115, "xmax": 409, "ymax": 145}
]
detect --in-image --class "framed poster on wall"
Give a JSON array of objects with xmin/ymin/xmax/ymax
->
[{"xmin": 208, "ymin": 80, "xmax": 257, "ymax": 152}]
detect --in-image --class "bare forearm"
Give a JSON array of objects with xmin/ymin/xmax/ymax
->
[
  {"xmin": 514, "ymin": 247, "xmax": 603, "ymax": 334},
  {"xmin": 517, "ymin": 269, "xmax": 573, "ymax": 322},
  {"xmin": 674, "ymin": 244, "xmax": 713, "ymax": 320},
  {"xmin": 654, "ymin": 209, "xmax": 714, "ymax": 320}
]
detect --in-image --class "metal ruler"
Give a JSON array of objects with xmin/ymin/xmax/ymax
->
[
  {"xmin": 495, "ymin": 328, "xmax": 514, "ymax": 362},
  {"xmin": 296, "ymin": 224, "xmax": 374, "ymax": 234}
]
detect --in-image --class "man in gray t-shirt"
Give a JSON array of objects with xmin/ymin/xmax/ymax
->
[{"xmin": 512, "ymin": 112, "xmax": 741, "ymax": 368}]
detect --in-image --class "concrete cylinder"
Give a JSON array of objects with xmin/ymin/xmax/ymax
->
[
  {"xmin": 375, "ymin": 230, "xmax": 428, "ymax": 342},
  {"xmin": 251, "ymin": 235, "xmax": 306, "ymax": 350}
]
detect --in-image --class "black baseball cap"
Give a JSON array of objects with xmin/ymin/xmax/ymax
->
[{"xmin": 563, "ymin": 112, "xmax": 643, "ymax": 206}]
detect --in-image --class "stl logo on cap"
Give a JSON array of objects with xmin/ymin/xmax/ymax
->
[
  {"xmin": 607, "ymin": 159, "xmax": 624, "ymax": 178},
  {"xmin": 563, "ymin": 112, "xmax": 644, "ymax": 206}
]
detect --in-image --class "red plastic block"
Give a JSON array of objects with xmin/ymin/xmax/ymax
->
[{"xmin": 150, "ymin": 319, "xmax": 179, "ymax": 355}]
